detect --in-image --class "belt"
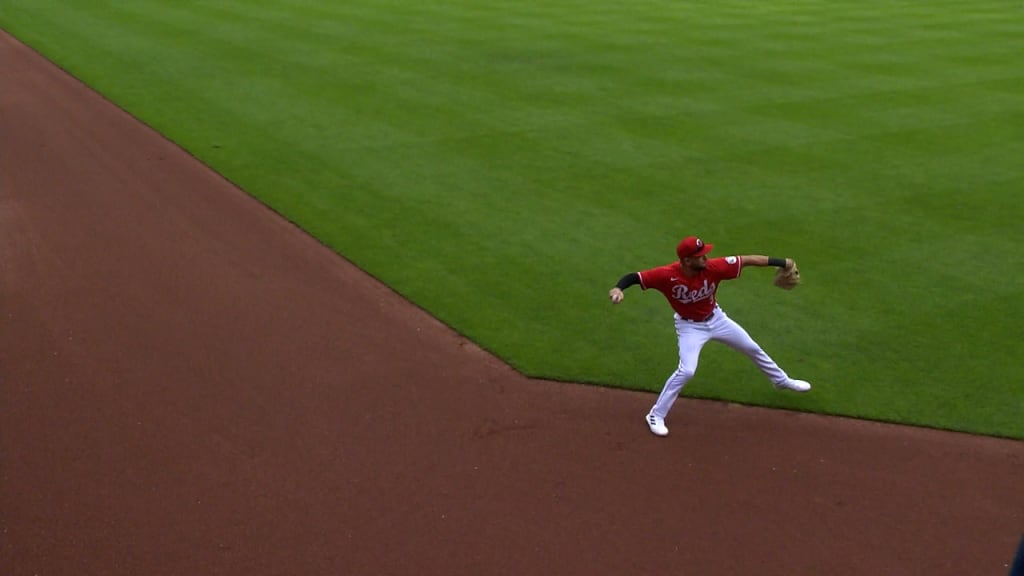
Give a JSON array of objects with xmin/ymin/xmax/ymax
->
[{"xmin": 680, "ymin": 311, "xmax": 715, "ymax": 323}]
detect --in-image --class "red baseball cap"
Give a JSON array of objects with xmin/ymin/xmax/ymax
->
[{"xmin": 677, "ymin": 236, "xmax": 713, "ymax": 260}]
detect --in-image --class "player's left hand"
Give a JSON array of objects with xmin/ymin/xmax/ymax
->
[{"xmin": 772, "ymin": 262, "xmax": 801, "ymax": 290}]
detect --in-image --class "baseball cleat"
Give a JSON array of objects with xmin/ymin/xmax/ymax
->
[
  {"xmin": 774, "ymin": 379, "xmax": 811, "ymax": 392},
  {"xmin": 646, "ymin": 413, "xmax": 669, "ymax": 437}
]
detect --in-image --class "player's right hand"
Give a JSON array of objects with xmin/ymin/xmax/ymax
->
[{"xmin": 609, "ymin": 288, "xmax": 624, "ymax": 304}]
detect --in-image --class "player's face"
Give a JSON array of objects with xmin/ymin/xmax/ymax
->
[{"xmin": 685, "ymin": 255, "xmax": 708, "ymax": 270}]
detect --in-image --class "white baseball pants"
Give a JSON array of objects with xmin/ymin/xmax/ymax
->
[{"xmin": 649, "ymin": 306, "xmax": 790, "ymax": 419}]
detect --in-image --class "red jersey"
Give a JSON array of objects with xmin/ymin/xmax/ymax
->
[{"xmin": 638, "ymin": 256, "xmax": 743, "ymax": 320}]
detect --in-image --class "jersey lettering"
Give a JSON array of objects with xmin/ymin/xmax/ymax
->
[{"xmin": 671, "ymin": 279, "xmax": 717, "ymax": 304}]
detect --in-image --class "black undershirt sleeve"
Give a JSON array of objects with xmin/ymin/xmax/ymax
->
[{"xmin": 615, "ymin": 272, "xmax": 641, "ymax": 290}]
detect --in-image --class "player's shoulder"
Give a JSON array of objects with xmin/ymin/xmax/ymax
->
[
  {"xmin": 640, "ymin": 261, "xmax": 682, "ymax": 280},
  {"xmin": 708, "ymin": 255, "xmax": 741, "ymax": 268}
]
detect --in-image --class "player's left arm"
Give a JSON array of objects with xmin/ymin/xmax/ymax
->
[{"xmin": 739, "ymin": 255, "xmax": 796, "ymax": 270}]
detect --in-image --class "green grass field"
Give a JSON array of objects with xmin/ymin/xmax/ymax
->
[{"xmin": 3, "ymin": 0, "xmax": 1022, "ymax": 438}]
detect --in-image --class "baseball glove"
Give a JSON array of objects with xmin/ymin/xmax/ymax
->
[{"xmin": 773, "ymin": 264, "xmax": 801, "ymax": 290}]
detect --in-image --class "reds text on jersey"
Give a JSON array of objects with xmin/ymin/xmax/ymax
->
[{"xmin": 638, "ymin": 256, "xmax": 743, "ymax": 320}]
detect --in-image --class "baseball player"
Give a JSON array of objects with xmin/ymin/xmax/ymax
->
[{"xmin": 608, "ymin": 236, "xmax": 810, "ymax": 437}]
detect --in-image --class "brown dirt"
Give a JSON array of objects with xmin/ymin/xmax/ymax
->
[{"xmin": 2, "ymin": 31, "xmax": 1022, "ymax": 576}]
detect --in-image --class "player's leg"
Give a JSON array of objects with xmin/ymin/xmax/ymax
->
[
  {"xmin": 649, "ymin": 319, "xmax": 711, "ymax": 420},
  {"xmin": 709, "ymin": 310, "xmax": 809, "ymax": 391}
]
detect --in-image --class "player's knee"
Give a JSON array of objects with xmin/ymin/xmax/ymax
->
[
  {"xmin": 738, "ymin": 343, "xmax": 764, "ymax": 356},
  {"xmin": 675, "ymin": 363, "xmax": 696, "ymax": 380}
]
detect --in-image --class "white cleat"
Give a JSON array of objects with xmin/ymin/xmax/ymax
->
[
  {"xmin": 775, "ymin": 379, "xmax": 812, "ymax": 393},
  {"xmin": 646, "ymin": 413, "xmax": 669, "ymax": 437}
]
